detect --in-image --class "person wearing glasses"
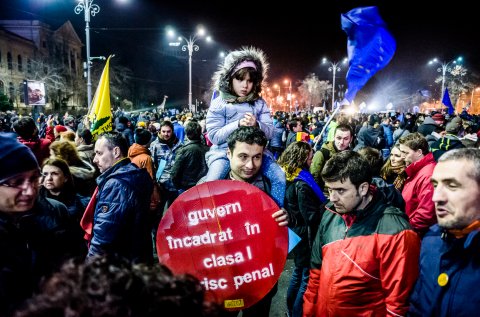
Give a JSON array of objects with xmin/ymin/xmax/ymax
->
[{"xmin": 0, "ymin": 133, "xmax": 81, "ymax": 316}]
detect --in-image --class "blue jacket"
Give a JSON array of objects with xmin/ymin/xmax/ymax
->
[
  {"xmin": 409, "ymin": 225, "xmax": 480, "ymax": 316},
  {"xmin": 88, "ymin": 159, "xmax": 153, "ymax": 263},
  {"xmin": 206, "ymin": 97, "xmax": 273, "ymax": 151},
  {"xmin": 269, "ymin": 120, "xmax": 285, "ymax": 148}
]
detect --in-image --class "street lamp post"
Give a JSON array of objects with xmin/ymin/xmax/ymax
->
[
  {"xmin": 168, "ymin": 28, "xmax": 210, "ymax": 113},
  {"xmin": 74, "ymin": 0, "xmax": 100, "ymax": 108},
  {"xmin": 322, "ymin": 57, "xmax": 347, "ymax": 111},
  {"xmin": 284, "ymin": 79, "xmax": 292, "ymax": 112},
  {"xmin": 471, "ymin": 87, "xmax": 480, "ymax": 111},
  {"xmin": 428, "ymin": 57, "xmax": 463, "ymax": 101}
]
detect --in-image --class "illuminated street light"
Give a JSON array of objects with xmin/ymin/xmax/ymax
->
[
  {"xmin": 471, "ymin": 86, "xmax": 480, "ymax": 110},
  {"xmin": 168, "ymin": 27, "xmax": 211, "ymax": 113},
  {"xmin": 284, "ymin": 79, "xmax": 292, "ymax": 112},
  {"xmin": 322, "ymin": 57, "xmax": 348, "ymax": 111},
  {"xmin": 74, "ymin": 0, "xmax": 100, "ymax": 108},
  {"xmin": 428, "ymin": 57, "xmax": 463, "ymax": 101}
]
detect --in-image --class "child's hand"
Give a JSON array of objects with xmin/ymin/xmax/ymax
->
[{"xmin": 241, "ymin": 113, "xmax": 257, "ymax": 127}]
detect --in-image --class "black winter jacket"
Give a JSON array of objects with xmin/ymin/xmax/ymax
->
[
  {"xmin": 285, "ymin": 178, "xmax": 324, "ymax": 267},
  {"xmin": 171, "ymin": 140, "xmax": 209, "ymax": 190}
]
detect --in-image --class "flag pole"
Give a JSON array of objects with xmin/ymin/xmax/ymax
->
[{"xmin": 313, "ymin": 99, "xmax": 350, "ymax": 149}]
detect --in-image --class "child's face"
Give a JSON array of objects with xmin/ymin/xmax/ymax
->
[{"xmin": 232, "ymin": 72, "xmax": 253, "ymax": 97}]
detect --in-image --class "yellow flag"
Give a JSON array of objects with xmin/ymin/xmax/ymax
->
[{"xmin": 88, "ymin": 55, "xmax": 113, "ymax": 139}]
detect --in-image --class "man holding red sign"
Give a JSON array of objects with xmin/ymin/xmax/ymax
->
[
  {"xmin": 157, "ymin": 126, "xmax": 289, "ymax": 317},
  {"xmin": 223, "ymin": 126, "xmax": 288, "ymax": 316}
]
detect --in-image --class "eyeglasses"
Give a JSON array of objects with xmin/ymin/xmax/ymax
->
[{"xmin": 0, "ymin": 173, "xmax": 42, "ymax": 190}]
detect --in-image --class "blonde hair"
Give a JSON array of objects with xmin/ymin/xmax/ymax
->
[
  {"xmin": 60, "ymin": 131, "xmax": 76, "ymax": 142},
  {"xmin": 50, "ymin": 140, "xmax": 84, "ymax": 166}
]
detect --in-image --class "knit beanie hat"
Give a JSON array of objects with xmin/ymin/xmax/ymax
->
[
  {"xmin": 446, "ymin": 117, "xmax": 462, "ymax": 134},
  {"xmin": 431, "ymin": 113, "xmax": 446, "ymax": 123},
  {"xmin": 0, "ymin": 133, "xmax": 39, "ymax": 181},
  {"xmin": 55, "ymin": 125, "xmax": 68, "ymax": 133}
]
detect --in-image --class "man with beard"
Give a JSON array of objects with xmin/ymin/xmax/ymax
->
[
  {"xmin": 409, "ymin": 148, "xmax": 480, "ymax": 316},
  {"xmin": 310, "ymin": 124, "xmax": 353, "ymax": 190},
  {"xmin": 149, "ymin": 120, "xmax": 182, "ymax": 239}
]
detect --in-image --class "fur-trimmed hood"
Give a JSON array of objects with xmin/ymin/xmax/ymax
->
[{"xmin": 211, "ymin": 46, "xmax": 269, "ymax": 99}]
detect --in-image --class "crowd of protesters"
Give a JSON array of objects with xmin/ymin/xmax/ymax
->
[
  {"xmin": 2, "ymin": 45, "xmax": 480, "ymax": 316},
  {"xmin": 2, "ymin": 104, "xmax": 480, "ymax": 316}
]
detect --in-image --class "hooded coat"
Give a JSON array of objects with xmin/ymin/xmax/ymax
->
[{"xmin": 206, "ymin": 47, "xmax": 274, "ymax": 150}]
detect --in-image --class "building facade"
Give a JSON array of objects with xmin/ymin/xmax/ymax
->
[{"xmin": 0, "ymin": 20, "xmax": 84, "ymax": 113}]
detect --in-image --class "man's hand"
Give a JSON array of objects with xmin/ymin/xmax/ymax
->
[{"xmin": 272, "ymin": 208, "xmax": 289, "ymax": 227}]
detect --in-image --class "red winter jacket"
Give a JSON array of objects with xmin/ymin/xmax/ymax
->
[
  {"xmin": 303, "ymin": 193, "xmax": 420, "ymax": 317},
  {"xmin": 401, "ymin": 152, "xmax": 436, "ymax": 237},
  {"xmin": 17, "ymin": 126, "xmax": 54, "ymax": 165}
]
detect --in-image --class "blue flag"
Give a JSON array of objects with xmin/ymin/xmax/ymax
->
[
  {"xmin": 341, "ymin": 6, "xmax": 396, "ymax": 103},
  {"xmin": 442, "ymin": 87, "xmax": 455, "ymax": 115}
]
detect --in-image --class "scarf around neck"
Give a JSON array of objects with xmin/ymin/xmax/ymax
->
[
  {"xmin": 284, "ymin": 167, "xmax": 327, "ymax": 203},
  {"xmin": 220, "ymin": 90, "xmax": 257, "ymax": 104}
]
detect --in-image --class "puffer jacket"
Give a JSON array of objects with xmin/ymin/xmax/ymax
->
[
  {"xmin": 149, "ymin": 136, "xmax": 182, "ymax": 190},
  {"xmin": 269, "ymin": 120, "xmax": 285, "ymax": 148},
  {"xmin": 207, "ymin": 46, "xmax": 273, "ymax": 150},
  {"xmin": 303, "ymin": 192, "xmax": 420, "ymax": 317},
  {"xmin": 409, "ymin": 226, "xmax": 480, "ymax": 316},
  {"xmin": 128, "ymin": 143, "xmax": 155, "ymax": 179},
  {"xmin": 206, "ymin": 97, "xmax": 273, "ymax": 150},
  {"xmin": 88, "ymin": 159, "xmax": 153, "ymax": 263},
  {"xmin": 402, "ymin": 152, "xmax": 436, "ymax": 237},
  {"xmin": 171, "ymin": 140, "xmax": 209, "ymax": 190},
  {"xmin": 17, "ymin": 125, "xmax": 54, "ymax": 165}
]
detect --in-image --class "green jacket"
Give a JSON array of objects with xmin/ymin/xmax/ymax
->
[{"xmin": 309, "ymin": 141, "xmax": 337, "ymax": 189}]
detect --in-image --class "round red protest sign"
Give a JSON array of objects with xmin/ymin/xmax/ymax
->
[{"xmin": 156, "ymin": 180, "xmax": 288, "ymax": 311}]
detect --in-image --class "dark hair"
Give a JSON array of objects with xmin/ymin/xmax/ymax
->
[
  {"xmin": 322, "ymin": 150, "xmax": 372, "ymax": 188},
  {"xmin": 334, "ymin": 124, "xmax": 353, "ymax": 136},
  {"xmin": 288, "ymin": 119, "xmax": 300, "ymax": 132},
  {"xmin": 230, "ymin": 67, "xmax": 262, "ymax": 97},
  {"xmin": 99, "ymin": 132, "xmax": 129, "ymax": 157},
  {"xmin": 398, "ymin": 132, "xmax": 429, "ymax": 155},
  {"xmin": 358, "ymin": 147, "xmax": 383, "ymax": 176},
  {"xmin": 41, "ymin": 157, "xmax": 75, "ymax": 195},
  {"xmin": 14, "ymin": 255, "xmax": 225, "ymax": 317},
  {"xmin": 227, "ymin": 126, "xmax": 267, "ymax": 152},
  {"xmin": 185, "ymin": 121, "xmax": 202, "ymax": 141},
  {"xmin": 77, "ymin": 128, "xmax": 93, "ymax": 145},
  {"xmin": 118, "ymin": 116, "xmax": 129, "ymax": 125},
  {"xmin": 160, "ymin": 120, "xmax": 174, "ymax": 131},
  {"xmin": 278, "ymin": 141, "xmax": 312, "ymax": 178},
  {"xmin": 13, "ymin": 116, "xmax": 37, "ymax": 139},
  {"xmin": 134, "ymin": 128, "xmax": 152, "ymax": 146}
]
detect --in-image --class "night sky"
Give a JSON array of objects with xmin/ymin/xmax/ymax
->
[{"xmin": 1, "ymin": 0, "xmax": 478, "ymax": 107}]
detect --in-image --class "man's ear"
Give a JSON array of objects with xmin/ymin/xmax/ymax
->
[
  {"xmin": 359, "ymin": 182, "xmax": 369, "ymax": 196},
  {"xmin": 113, "ymin": 146, "xmax": 121, "ymax": 159},
  {"xmin": 227, "ymin": 148, "xmax": 232, "ymax": 160},
  {"xmin": 415, "ymin": 148, "xmax": 424, "ymax": 158}
]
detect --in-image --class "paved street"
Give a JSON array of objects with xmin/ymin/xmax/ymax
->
[{"xmin": 269, "ymin": 258, "xmax": 294, "ymax": 317}]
